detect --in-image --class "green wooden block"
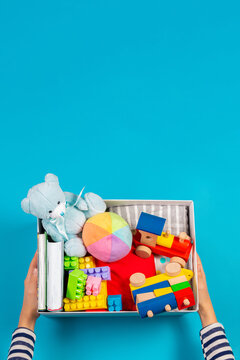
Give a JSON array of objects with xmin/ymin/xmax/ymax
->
[
  {"xmin": 66, "ymin": 269, "xmax": 88, "ymax": 300},
  {"xmin": 64, "ymin": 256, "xmax": 79, "ymax": 270},
  {"xmin": 171, "ymin": 281, "xmax": 191, "ymax": 292}
]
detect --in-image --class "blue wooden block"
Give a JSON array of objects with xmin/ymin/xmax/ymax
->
[
  {"xmin": 136, "ymin": 212, "xmax": 166, "ymax": 236},
  {"xmin": 137, "ymin": 292, "xmax": 177, "ymax": 318},
  {"xmin": 132, "ymin": 280, "xmax": 170, "ymax": 303}
]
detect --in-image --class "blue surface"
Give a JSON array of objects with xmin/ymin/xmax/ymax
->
[
  {"xmin": 0, "ymin": 1, "xmax": 240, "ymax": 359},
  {"xmin": 132, "ymin": 280, "xmax": 170, "ymax": 303},
  {"xmin": 138, "ymin": 293, "xmax": 178, "ymax": 319},
  {"xmin": 137, "ymin": 212, "xmax": 166, "ymax": 235}
]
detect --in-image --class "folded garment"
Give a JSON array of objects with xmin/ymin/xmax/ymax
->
[{"xmin": 108, "ymin": 204, "xmax": 189, "ymax": 235}]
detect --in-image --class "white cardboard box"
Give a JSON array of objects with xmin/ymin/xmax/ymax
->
[{"xmin": 38, "ymin": 199, "xmax": 198, "ymax": 317}]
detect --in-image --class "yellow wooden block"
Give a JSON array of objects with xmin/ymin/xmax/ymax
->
[
  {"xmin": 154, "ymin": 287, "xmax": 173, "ymax": 297},
  {"xmin": 157, "ymin": 232, "xmax": 174, "ymax": 248},
  {"xmin": 130, "ymin": 268, "xmax": 193, "ymax": 292},
  {"xmin": 64, "ymin": 281, "xmax": 107, "ymax": 311}
]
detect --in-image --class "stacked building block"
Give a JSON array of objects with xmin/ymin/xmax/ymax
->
[
  {"xmin": 86, "ymin": 276, "xmax": 102, "ymax": 296},
  {"xmin": 64, "ymin": 281, "xmax": 108, "ymax": 311},
  {"xmin": 66, "ymin": 269, "xmax": 87, "ymax": 300}
]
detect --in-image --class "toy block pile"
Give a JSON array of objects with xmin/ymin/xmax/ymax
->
[
  {"xmin": 64, "ymin": 281, "xmax": 108, "ymax": 311},
  {"xmin": 129, "ymin": 256, "xmax": 195, "ymax": 318},
  {"xmin": 134, "ymin": 212, "xmax": 192, "ymax": 262},
  {"xmin": 62, "ymin": 211, "xmax": 194, "ymax": 316},
  {"xmin": 64, "ymin": 260, "xmax": 111, "ymax": 310}
]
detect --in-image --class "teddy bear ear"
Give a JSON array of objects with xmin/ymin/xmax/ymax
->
[
  {"xmin": 21, "ymin": 198, "xmax": 30, "ymax": 214},
  {"xmin": 45, "ymin": 173, "xmax": 59, "ymax": 183}
]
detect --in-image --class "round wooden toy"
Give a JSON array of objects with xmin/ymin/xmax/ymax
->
[
  {"xmin": 164, "ymin": 230, "xmax": 170, "ymax": 237},
  {"xmin": 179, "ymin": 232, "xmax": 191, "ymax": 243},
  {"xmin": 165, "ymin": 262, "xmax": 181, "ymax": 276},
  {"xmin": 135, "ymin": 245, "xmax": 152, "ymax": 259},
  {"xmin": 183, "ymin": 299, "xmax": 190, "ymax": 306},
  {"xmin": 165, "ymin": 304, "xmax": 171, "ymax": 312},
  {"xmin": 130, "ymin": 272, "xmax": 146, "ymax": 287},
  {"xmin": 147, "ymin": 310, "xmax": 154, "ymax": 317},
  {"xmin": 170, "ymin": 256, "xmax": 186, "ymax": 268}
]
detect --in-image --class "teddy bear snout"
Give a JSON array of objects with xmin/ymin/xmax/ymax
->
[{"xmin": 49, "ymin": 202, "xmax": 66, "ymax": 219}]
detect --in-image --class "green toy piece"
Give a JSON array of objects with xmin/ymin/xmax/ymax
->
[
  {"xmin": 171, "ymin": 281, "xmax": 191, "ymax": 292},
  {"xmin": 66, "ymin": 269, "xmax": 88, "ymax": 300},
  {"xmin": 64, "ymin": 256, "xmax": 79, "ymax": 270}
]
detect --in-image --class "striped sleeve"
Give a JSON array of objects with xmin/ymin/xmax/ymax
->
[
  {"xmin": 7, "ymin": 327, "xmax": 36, "ymax": 360},
  {"xmin": 200, "ymin": 323, "xmax": 235, "ymax": 360}
]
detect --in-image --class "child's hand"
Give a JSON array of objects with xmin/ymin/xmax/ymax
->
[
  {"xmin": 197, "ymin": 253, "xmax": 217, "ymax": 327},
  {"xmin": 18, "ymin": 251, "xmax": 39, "ymax": 331}
]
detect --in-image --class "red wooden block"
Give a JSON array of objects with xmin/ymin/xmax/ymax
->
[
  {"xmin": 174, "ymin": 287, "xmax": 195, "ymax": 310},
  {"xmin": 171, "ymin": 237, "xmax": 190, "ymax": 252}
]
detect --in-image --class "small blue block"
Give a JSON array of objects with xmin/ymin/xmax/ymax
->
[
  {"xmin": 136, "ymin": 212, "xmax": 166, "ymax": 236},
  {"xmin": 107, "ymin": 295, "xmax": 122, "ymax": 311}
]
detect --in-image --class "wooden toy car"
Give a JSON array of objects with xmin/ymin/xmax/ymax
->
[{"xmin": 133, "ymin": 212, "xmax": 192, "ymax": 262}]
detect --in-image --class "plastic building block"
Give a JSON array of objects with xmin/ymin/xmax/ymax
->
[
  {"xmin": 137, "ymin": 292, "xmax": 178, "ymax": 318},
  {"xmin": 108, "ymin": 295, "xmax": 122, "ymax": 311},
  {"xmin": 64, "ymin": 256, "xmax": 79, "ymax": 270},
  {"xmin": 132, "ymin": 280, "xmax": 170, "ymax": 303},
  {"xmin": 136, "ymin": 292, "xmax": 156, "ymax": 304},
  {"xmin": 174, "ymin": 287, "xmax": 195, "ymax": 310},
  {"xmin": 86, "ymin": 276, "xmax": 102, "ymax": 296},
  {"xmin": 171, "ymin": 281, "xmax": 191, "ymax": 292},
  {"xmin": 170, "ymin": 256, "xmax": 186, "ymax": 268},
  {"xmin": 157, "ymin": 232, "xmax": 174, "ymax": 248},
  {"xmin": 135, "ymin": 245, "xmax": 152, "ymax": 258},
  {"xmin": 81, "ymin": 266, "xmax": 111, "ymax": 280},
  {"xmin": 154, "ymin": 287, "xmax": 173, "ymax": 297},
  {"xmin": 168, "ymin": 275, "xmax": 188, "ymax": 286},
  {"xmin": 136, "ymin": 212, "xmax": 166, "ymax": 236},
  {"xmin": 78, "ymin": 256, "xmax": 96, "ymax": 270},
  {"xmin": 139, "ymin": 230, "xmax": 158, "ymax": 247},
  {"xmin": 66, "ymin": 269, "xmax": 87, "ymax": 300},
  {"xmin": 64, "ymin": 281, "xmax": 108, "ymax": 311},
  {"xmin": 165, "ymin": 262, "xmax": 181, "ymax": 277}
]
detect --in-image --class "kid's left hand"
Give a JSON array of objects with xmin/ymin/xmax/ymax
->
[{"xmin": 18, "ymin": 251, "xmax": 39, "ymax": 331}]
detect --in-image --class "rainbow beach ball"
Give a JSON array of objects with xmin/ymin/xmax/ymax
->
[{"xmin": 82, "ymin": 212, "xmax": 132, "ymax": 262}]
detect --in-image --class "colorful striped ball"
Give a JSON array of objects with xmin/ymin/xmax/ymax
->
[{"xmin": 82, "ymin": 212, "xmax": 132, "ymax": 262}]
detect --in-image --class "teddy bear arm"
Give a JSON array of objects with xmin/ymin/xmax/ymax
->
[{"xmin": 42, "ymin": 220, "xmax": 66, "ymax": 242}]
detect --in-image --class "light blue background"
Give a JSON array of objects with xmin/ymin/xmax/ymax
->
[{"xmin": 0, "ymin": 1, "xmax": 239, "ymax": 359}]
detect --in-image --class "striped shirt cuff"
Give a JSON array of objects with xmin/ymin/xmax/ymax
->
[
  {"xmin": 200, "ymin": 322, "xmax": 235, "ymax": 360},
  {"xmin": 8, "ymin": 327, "xmax": 36, "ymax": 360}
]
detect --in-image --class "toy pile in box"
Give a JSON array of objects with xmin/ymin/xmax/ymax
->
[{"xmin": 22, "ymin": 174, "xmax": 195, "ymax": 318}]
